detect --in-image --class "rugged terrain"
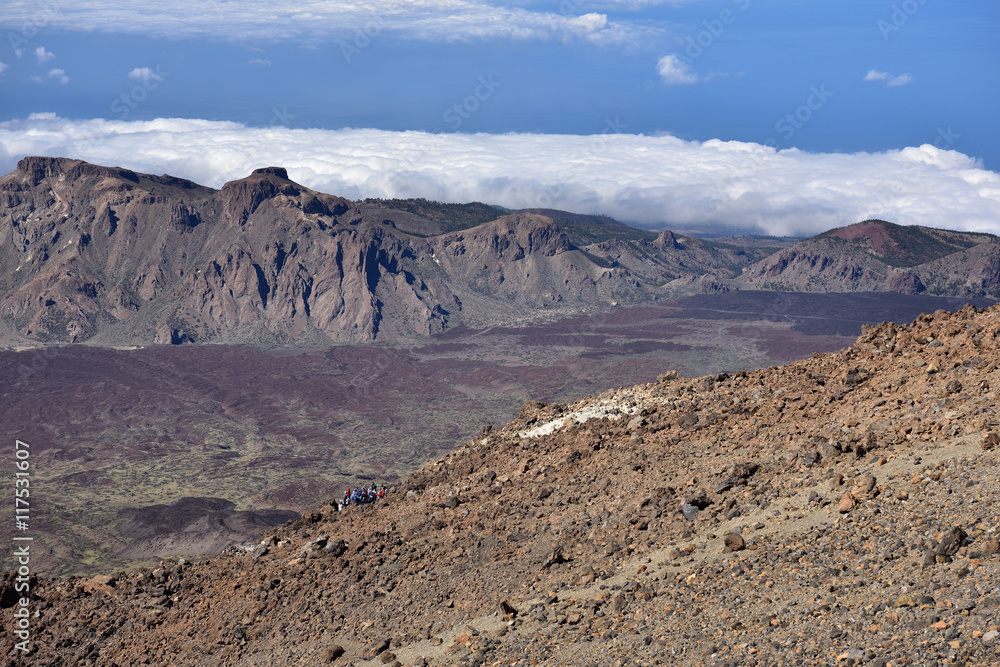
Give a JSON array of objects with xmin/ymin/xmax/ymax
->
[
  {"xmin": 741, "ymin": 220, "xmax": 1000, "ymax": 298},
  {"xmin": 0, "ymin": 158, "xmax": 760, "ymax": 347},
  {"xmin": 3, "ymin": 158, "xmax": 999, "ymax": 347},
  {"xmin": 3, "ymin": 303, "xmax": 1000, "ymax": 666},
  {"xmin": 3, "ymin": 291, "xmax": 987, "ymax": 578}
]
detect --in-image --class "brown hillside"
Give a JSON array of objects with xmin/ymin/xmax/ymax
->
[
  {"xmin": 739, "ymin": 220, "xmax": 1000, "ymax": 297},
  {"xmin": 4, "ymin": 303, "xmax": 1000, "ymax": 665}
]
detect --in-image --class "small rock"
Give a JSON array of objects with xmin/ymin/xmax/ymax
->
[
  {"xmin": 895, "ymin": 594, "xmax": 916, "ymax": 608},
  {"xmin": 325, "ymin": 540, "xmax": 347, "ymax": 557},
  {"xmin": 837, "ymin": 648, "xmax": 864, "ymax": 663},
  {"xmin": 936, "ymin": 527, "xmax": 969, "ymax": 557},
  {"xmin": 983, "ymin": 432, "xmax": 999, "ymax": 451},
  {"xmin": 371, "ymin": 637, "xmax": 391, "ymax": 657},
  {"xmin": 851, "ymin": 473, "xmax": 876, "ymax": 499},
  {"xmin": 499, "ymin": 600, "xmax": 517, "ymax": 620},
  {"xmin": 945, "ymin": 379, "xmax": 962, "ymax": 394},
  {"xmin": 723, "ymin": 532, "xmax": 746, "ymax": 552},
  {"xmin": 982, "ymin": 537, "xmax": 1000, "ymax": 556},
  {"xmin": 542, "ymin": 545, "xmax": 566, "ymax": 569},
  {"xmin": 983, "ymin": 630, "xmax": 999, "ymax": 644},
  {"xmin": 838, "ymin": 492, "xmax": 856, "ymax": 514},
  {"xmin": 680, "ymin": 504, "xmax": 699, "ymax": 521},
  {"xmin": 322, "ymin": 645, "xmax": 345, "ymax": 663},
  {"xmin": 380, "ymin": 651, "xmax": 396, "ymax": 664}
]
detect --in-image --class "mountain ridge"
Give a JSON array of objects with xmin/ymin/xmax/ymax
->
[
  {"xmin": 742, "ymin": 219, "xmax": 1000, "ymax": 297},
  {"xmin": 3, "ymin": 158, "xmax": 1000, "ymax": 349}
]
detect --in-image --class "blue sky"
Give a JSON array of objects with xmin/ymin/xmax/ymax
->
[{"xmin": 0, "ymin": 0, "xmax": 998, "ymax": 235}]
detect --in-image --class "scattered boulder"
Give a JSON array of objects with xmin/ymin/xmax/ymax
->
[
  {"xmin": 838, "ymin": 492, "xmax": 856, "ymax": 514},
  {"xmin": 322, "ymin": 645, "xmax": 346, "ymax": 663},
  {"xmin": 723, "ymin": 532, "xmax": 746, "ymax": 552}
]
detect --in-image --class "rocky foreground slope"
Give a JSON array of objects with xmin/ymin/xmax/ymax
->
[{"xmin": 4, "ymin": 304, "xmax": 1000, "ymax": 666}]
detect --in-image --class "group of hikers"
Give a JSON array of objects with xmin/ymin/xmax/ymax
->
[{"xmin": 338, "ymin": 482, "xmax": 388, "ymax": 511}]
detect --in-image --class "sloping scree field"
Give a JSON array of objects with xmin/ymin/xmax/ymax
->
[{"xmin": 2, "ymin": 303, "xmax": 1000, "ymax": 665}]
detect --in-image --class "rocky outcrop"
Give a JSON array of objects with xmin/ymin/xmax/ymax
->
[{"xmin": 0, "ymin": 160, "xmax": 667, "ymax": 345}]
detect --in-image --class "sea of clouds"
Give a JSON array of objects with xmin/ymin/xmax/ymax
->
[{"xmin": 1, "ymin": 115, "xmax": 998, "ymax": 237}]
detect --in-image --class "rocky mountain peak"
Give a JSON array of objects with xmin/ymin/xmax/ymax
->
[
  {"xmin": 653, "ymin": 229, "xmax": 682, "ymax": 249},
  {"xmin": 219, "ymin": 169, "xmax": 308, "ymax": 225},
  {"xmin": 250, "ymin": 166, "xmax": 290, "ymax": 180},
  {"xmin": 15, "ymin": 155, "xmax": 140, "ymax": 187}
]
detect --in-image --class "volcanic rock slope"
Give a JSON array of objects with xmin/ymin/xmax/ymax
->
[
  {"xmin": 739, "ymin": 220, "xmax": 1000, "ymax": 298},
  {"xmin": 0, "ymin": 158, "xmax": 748, "ymax": 346},
  {"xmin": 5, "ymin": 304, "xmax": 1000, "ymax": 666}
]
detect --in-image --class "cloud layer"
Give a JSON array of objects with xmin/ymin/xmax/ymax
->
[
  {"xmin": 0, "ymin": 0, "xmax": 669, "ymax": 46},
  {"xmin": 1, "ymin": 115, "xmax": 998, "ymax": 237}
]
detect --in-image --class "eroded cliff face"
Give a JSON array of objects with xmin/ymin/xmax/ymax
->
[
  {"xmin": 1, "ymin": 159, "xmax": 691, "ymax": 345},
  {"xmin": 0, "ymin": 161, "xmax": 544, "ymax": 344},
  {"xmin": 7, "ymin": 160, "xmax": 996, "ymax": 346}
]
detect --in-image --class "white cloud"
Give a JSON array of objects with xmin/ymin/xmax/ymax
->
[
  {"xmin": 887, "ymin": 73, "xmax": 913, "ymax": 87},
  {"xmin": 656, "ymin": 54, "xmax": 698, "ymax": 85},
  {"xmin": 865, "ymin": 70, "xmax": 913, "ymax": 87},
  {"xmin": 35, "ymin": 46, "xmax": 55, "ymax": 63},
  {"xmin": 48, "ymin": 69, "xmax": 70, "ymax": 84},
  {"xmin": 0, "ymin": 62, "xmax": 7, "ymax": 75},
  {"xmin": 128, "ymin": 67, "xmax": 164, "ymax": 84},
  {"xmin": 249, "ymin": 59, "xmax": 272, "ymax": 67},
  {"xmin": 1, "ymin": 116, "xmax": 998, "ymax": 237},
  {"xmin": 0, "ymin": 0, "xmax": 670, "ymax": 47}
]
